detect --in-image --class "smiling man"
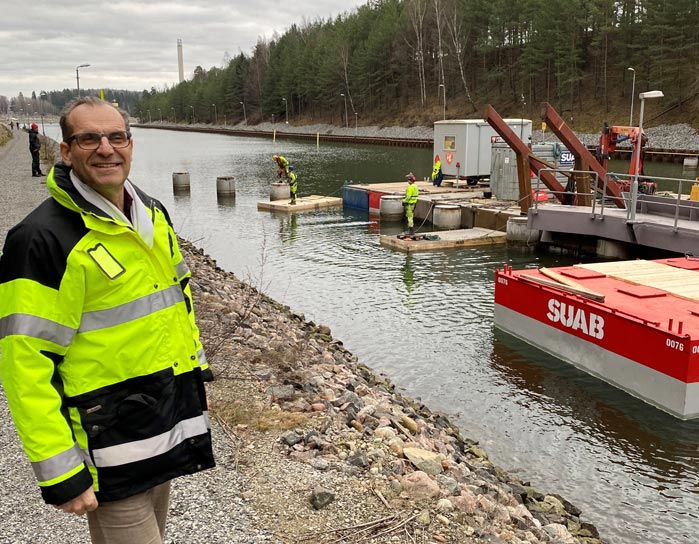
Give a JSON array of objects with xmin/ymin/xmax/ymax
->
[{"xmin": 0, "ymin": 97, "xmax": 215, "ymax": 543}]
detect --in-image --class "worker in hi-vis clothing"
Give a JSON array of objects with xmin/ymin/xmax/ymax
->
[
  {"xmin": 273, "ymin": 154, "xmax": 289, "ymax": 177},
  {"xmin": 431, "ymin": 154, "xmax": 443, "ymax": 187},
  {"xmin": 287, "ymin": 165, "xmax": 298, "ymax": 204},
  {"xmin": 403, "ymin": 172, "xmax": 419, "ymax": 236}
]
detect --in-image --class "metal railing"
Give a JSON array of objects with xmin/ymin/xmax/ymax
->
[{"xmin": 533, "ymin": 168, "xmax": 699, "ymax": 232}]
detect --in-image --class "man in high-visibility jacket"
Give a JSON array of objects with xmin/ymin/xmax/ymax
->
[
  {"xmin": 0, "ymin": 97, "xmax": 214, "ymax": 542},
  {"xmin": 431, "ymin": 154, "xmax": 443, "ymax": 187},
  {"xmin": 403, "ymin": 172, "xmax": 419, "ymax": 236},
  {"xmin": 273, "ymin": 154, "xmax": 289, "ymax": 177},
  {"xmin": 287, "ymin": 164, "xmax": 298, "ymax": 204}
]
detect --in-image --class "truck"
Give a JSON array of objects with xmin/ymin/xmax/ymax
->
[{"xmin": 433, "ymin": 119, "xmax": 532, "ymax": 184}]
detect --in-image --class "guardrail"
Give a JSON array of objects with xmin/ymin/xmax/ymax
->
[{"xmin": 533, "ymin": 168, "xmax": 699, "ymax": 231}]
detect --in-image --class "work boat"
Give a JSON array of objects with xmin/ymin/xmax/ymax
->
[{"xmin": 494, "ymin": 258, "xmax": 699, "ymax": 419}]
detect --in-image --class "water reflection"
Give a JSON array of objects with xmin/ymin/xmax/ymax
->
[{"xmin": 490, "ymin": 330, "xmax": 699, "ymax": 543}]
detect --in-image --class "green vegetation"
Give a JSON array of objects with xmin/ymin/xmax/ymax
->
[{"xmin": 135, "ymin": 0, "xmax": 699, "ymax": 131}]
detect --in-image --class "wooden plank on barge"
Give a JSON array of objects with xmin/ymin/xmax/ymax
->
[{"xmin": 257, "ymin": 195, "xmax": 342, "ymax": 212}]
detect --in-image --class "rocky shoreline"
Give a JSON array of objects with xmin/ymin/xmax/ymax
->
[
  {"xmin": 0, "ymin": 124, "xmax": 607, "ymax": 543},
  {"xmin": 185, "ymin": 239, "xmax": 606, "ymax": 543}
]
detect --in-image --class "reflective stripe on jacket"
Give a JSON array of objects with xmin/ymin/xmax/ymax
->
[
  {"xmin": 0, "ymin": 162, "xmax": 214, "ymax": 505},
  {"xmin": 403, "ymin": 183, "xmax": 419, "ymax": 205}
]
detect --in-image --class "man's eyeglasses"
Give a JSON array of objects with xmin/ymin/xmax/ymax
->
[{"xmin": 65, "ymin": 131, "xmax": 132, "ymax": 150}]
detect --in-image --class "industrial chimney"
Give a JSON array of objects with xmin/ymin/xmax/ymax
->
[{"xmin": 177, "ymin": 39, "xmax": 184, "ymax": 83}]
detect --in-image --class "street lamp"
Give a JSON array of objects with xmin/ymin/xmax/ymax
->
[
  {"xmin": 76, "ymin": 64, "xmax": 90, "ymax": 97},
  {"xmin": 282, "ymin": 97, "xmax": 288, "ymax": 124},
  {"xmin": 627, "ymin": 67, "xmax": 636, "ymax": 126},
  {"xmin": 240, "ymin": 101, "xmax": 247, "ymax": 124},
  {"xmin": 157, "ymin": 108, "xmax": 162, "ymax": 122},
  {"xmin": 212, "ymin": 103, "xmax": 217, "ymax": 124},
  {"xmin": 438, "ymin": 83, "xmax": 446, "ymax": 120},
  {"xmin": 630, "ymin": 90, "xmax": 664, "ymax": 222},
  {"xmin": 190, "ymin": 105, "xmax": 195, "ymax": 124},
  {"xmin": 340, "ymin": 93, "xmax": 348, "ymax": 128},
  {"xmin": 39, "ymin": 91, "xmax": 47, "ymax": 136}
]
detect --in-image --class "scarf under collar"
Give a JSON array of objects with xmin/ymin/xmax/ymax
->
[{"xmin": 70, "ymin": 171, "xmax": 155, "ymax": 248}]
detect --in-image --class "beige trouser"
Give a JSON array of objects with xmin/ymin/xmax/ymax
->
[{"xmin": 87, "ymin": 481, "xmax": 171, "ymax": 544}]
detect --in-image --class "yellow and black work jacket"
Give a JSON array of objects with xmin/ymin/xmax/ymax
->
[{"xmin": 0, "ymin": 162, "xmax": 214, "ymax": 505}]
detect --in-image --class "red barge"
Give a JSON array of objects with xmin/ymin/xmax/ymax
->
[{"xmin": 494, "ymin": 258, "xmax": 699, "ymax": 419}]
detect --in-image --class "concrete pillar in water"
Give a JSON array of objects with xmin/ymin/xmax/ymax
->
[
  {"xmin": 433, "ymin": 204, "xmax": 461, "ymax": 229},
  {"xmin": 172, "ymin": 172, "xmax": 190, "ymax": 191},
  {"xmin": 270, "ymin": 182, "xmax": 290, "ymax": 201},
  {"xmin": 506, "ymin": 216, "xmax": 540, "ymax": 244},
  {"xmin": 379, "ymin": 195, "xmax": 405, "ymax": 221},
  {"xmin": 216, "ymin": 176, "xmax": 236, "ymax": 196}
]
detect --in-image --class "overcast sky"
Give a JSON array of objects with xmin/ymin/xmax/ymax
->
[{"xmin": 2, "ymin": 0, "xmax": 367, "ymax": 99}]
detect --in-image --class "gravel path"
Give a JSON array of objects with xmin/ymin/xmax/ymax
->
[{"xmin": 0, "ymin": 128, "xmax": 276, "ymax": 544}]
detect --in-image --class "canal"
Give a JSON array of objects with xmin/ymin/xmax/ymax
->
[{"xmin": 45, "ymin": 124, "xmax": 699, "ymax": 544}]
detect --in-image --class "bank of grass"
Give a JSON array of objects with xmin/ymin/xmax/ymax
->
[{"xmin": 0, "ymin": 124, "xmax": 12, "ymax": 146}]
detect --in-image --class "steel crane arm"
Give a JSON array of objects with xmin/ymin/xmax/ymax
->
[
  {"xmin": 483, "ymin": 105, "xmax": 568, "ymax": 206},
  {"xmin": 540, "ymin": 103, "xmax": 626, "ymax": 209}
]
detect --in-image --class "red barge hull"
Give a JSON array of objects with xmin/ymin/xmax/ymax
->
[{"xmin": 494, "ymin": 259, "xmax": 699, "ymax": 419}]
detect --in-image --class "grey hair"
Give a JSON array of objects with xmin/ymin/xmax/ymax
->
[{"xmin": 59, "ymin": 97, "xmax": 130, "ymax": 140}]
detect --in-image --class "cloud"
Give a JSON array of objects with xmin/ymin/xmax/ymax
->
[{"xmin": 1, "ymin": 0, "xmax": 365, "ymax": 98}]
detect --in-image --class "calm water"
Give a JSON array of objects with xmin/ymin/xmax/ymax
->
[{"xmin": 46, "ymin": 125, "xmax": 699, "ymax": 544}]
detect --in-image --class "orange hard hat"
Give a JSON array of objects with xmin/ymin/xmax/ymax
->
[{"xmin": 434, "ymin": 154, "xmax": 440, "ymax": 162}]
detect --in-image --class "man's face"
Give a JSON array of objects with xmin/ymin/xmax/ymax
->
[{"xmin": 60, "ymin": 104, "xmax": 133, "ymax": 202}]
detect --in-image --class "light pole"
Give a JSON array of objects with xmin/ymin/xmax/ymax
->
[
  {"xmin": 630, "ymin": 90, "xmax": 663, "ymax": 222},
  {"xmin": 39, "ymin": 91, "xmax": 47, "ymax": 136},
  {"xmin": 190, "ymin": 105, "xmax": 195, "ymax": 124},
  {"xmin": 240, "ymin": 101, "xmax": 247, "ymax": 124},
  {"xmin": 340, "ymin": 93, "xmax": 348, "ymax": 128},
  {"xmin": 157, "ymin": 108, "xmax": 162, "ymax": 122},
  {"xmin": 627, "ymin": 67, "xmax": 636, "ymax": 126},
  {"xmin": 76, "ymin": 64, "xmax": 90, "ymax": 97},
  {"xmin": 439, "ymin": 83, "xmax": 446, "ymax": 120},
  {"xmin": 212, "ymin": 103, "xmax": 217, "ymax": 124},
  {"xmin": 282, "ymin": 97, "xmax": 288, "ymax": 124}
]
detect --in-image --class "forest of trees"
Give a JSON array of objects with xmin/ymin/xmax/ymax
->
[
  {"xmin": 1, "ymin": 90, "xmax": 143, "ymax": 122},
  {"xmin": 4, "ymin": 1, "xmax": 698, "ymax": 129},
  {"xmin": 135, "ymin": 0, "xmax": 699, "ymax": 128}
]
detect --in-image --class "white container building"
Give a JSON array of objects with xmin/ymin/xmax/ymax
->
[{"xmin": 433, "ymin": 119, "xmax": 532, "ymax": 183}]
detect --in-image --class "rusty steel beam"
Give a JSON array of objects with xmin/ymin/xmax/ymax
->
[
  {"xmin": 484, "ymin": 105, "xmax": 568, "ymax": 212},
  {"xmin": 540, "ymin": 103, "xmax": 626, "ymax": 209}
]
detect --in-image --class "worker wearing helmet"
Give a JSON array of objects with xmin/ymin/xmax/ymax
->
[
  {"xmin": 431, "ymin": 154, "xmax": 443, "ymax": 187},
  {"xmin": 287, "ymin": 165, "xmax": 298, "ymax": 205},
  {"xmin": 403, "ymin": 172, "xmax": 419, "ymax": 236},
  {"xmin": 29, "ymin": 122, "xmax": 44, "ymax": 177},
  {"xmin": 273, "ymin": 154, "xmax": 289, "ymax": 178}
]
